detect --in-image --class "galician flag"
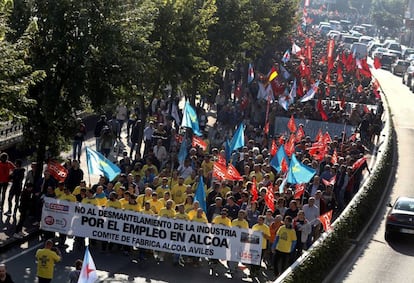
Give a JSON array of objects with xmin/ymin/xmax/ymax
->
[
  {"xmin": 78, "ymin": 247, "xmax": 98, "ymax": 283},
  {"xmin": 248, "ymin": 63, "xmax": 255, "ymax": 84}
]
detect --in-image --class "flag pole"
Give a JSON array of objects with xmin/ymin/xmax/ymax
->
[{"xmin": 85, "ymin": 147, "xmax": 92, "ymax": 187}]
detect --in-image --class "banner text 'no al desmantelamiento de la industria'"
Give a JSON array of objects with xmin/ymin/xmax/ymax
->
[{"xmin": 40, "ymin": 197, "xmax": 263, "ymax": 265}]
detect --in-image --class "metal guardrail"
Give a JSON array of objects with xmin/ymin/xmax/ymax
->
[{"xmin": 0, "ymin": 122, "xmax": 23, "ymax": 150}]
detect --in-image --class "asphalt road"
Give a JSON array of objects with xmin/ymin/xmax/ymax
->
[
  {"xmin": 3, "ymin": 236, "xmax": 274, "ymax": 283},
  {"xmin": 340, "ymin": 68, "xmax": 414, "ymax": 282}
]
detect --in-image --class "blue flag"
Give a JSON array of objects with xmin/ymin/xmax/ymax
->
[
  {"xmin": 270, "ymin": 145, "xmax": 289, "ymax": 173},
  {"xmin": 178, "ymin": 138, "xmax": 188, "ymax": 165},
  {"xmin": 86, "ymin": 147, "xmax": 121, "ymax": 181},
  {"xmin": 194, "ymin": 176, "xmax": 207, "ymax": 212},
  {"xmin": 287, "ymin": 154, "xmax": 316, "ymax": 184},
  {"xmin": 230, "ymin": 122, "xmax": 245, "ymax": 152},
  {"xmin": 181, "ymin": 101, "xmax": 202, "ymax": 136}
]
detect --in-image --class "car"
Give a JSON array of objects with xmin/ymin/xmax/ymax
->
[
  {"xmin": 342, "ymin": 35, "xmax": 359, "ymax": 50},
  {"xmin": 391, "ymin": 59, "xmax": 410, "ymax": 76},
  {"xmin": 405, "ymin": 54, "xmax": 414, "ymax": 62},
  {"xmin": 371, "ymin": 47, "xmax": 388, "ymax": 59},
  {"xmin": 326, "ymin": 30, "xmax": 341, "ymax": 40},
  {"xmin": 368, "ymin": 42, "xmax": 383, "ymax": 57},
  {"xmin": 351, "ymin": 43, "xmax": 368, "ymax": 59},
  {"xmin": 319, "ymin": 25, "xmax": 333, "ymax": 35},
  {"xmin": 383, "ymin": 41, "xmax": 401, "ymax": 52},
  {"xmin": 388, "ymin": 49, "xmax": 402, "ymax": 59},
  {"xmin": 402, "ymin": 63, "xmax": 414, "ymax": 86},
  {"xmin": 380, "ymin": 53, "xmax": 398, "ymax": 69},
  {"xmin": 358, "ymin": 36, "xmax": 374, "ymax": 44},
  {"xmin": 385, "ymin": 197, "xmax": 414, "ymax": 241},
  {"xmin": 402, "ymin": 47, "xmax": 414, "ymax": 60}
]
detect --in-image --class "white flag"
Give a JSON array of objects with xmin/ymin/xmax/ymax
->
[{"xmin": 77, "ymin": 247, "xmax": 98, "ymax": 283}]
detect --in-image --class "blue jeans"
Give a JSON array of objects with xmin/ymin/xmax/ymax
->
[{"xmin": 73, "ymin": 140, "xmax": 83, "ymax": 161}]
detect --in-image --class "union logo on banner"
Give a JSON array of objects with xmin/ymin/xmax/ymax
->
[{"xmin": 47, "ymin": 160, "xmax": 68, "ymax": 182}]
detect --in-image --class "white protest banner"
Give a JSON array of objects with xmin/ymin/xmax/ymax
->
[{"xmin": 40, "ymin": 197, "xmax": 263, "ymax": 265}]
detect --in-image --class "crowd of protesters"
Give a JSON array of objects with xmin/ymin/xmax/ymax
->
[{"xmin": 0, "ymin": 20, "xmax": 380, "ymax": 279}]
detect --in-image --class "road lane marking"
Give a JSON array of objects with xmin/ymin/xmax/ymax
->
[{"xmin": 2, "ymin": 242, "xmax": 43, "ymax": 263}]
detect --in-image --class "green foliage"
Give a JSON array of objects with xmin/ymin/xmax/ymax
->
[{"xmin": 0, "ymin": 0, "xmax": 45, "ymax": 122}]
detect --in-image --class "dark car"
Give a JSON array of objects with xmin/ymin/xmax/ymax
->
[
  {"xmin": 380, "ymin": 53, "xmax": 397, "ymax": 70},
  {"xmin": 385, "ymin": 197, "xmax": 414, "ymax": 241}
]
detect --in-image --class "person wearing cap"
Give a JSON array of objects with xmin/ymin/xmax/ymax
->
[
  {"xmin": 148, "ymin": 192, "xmax": 163, "ymax": 214},
  {"xmin": 207, "ymin": 196, "xmax": 224, "ymax": 222},
  {"xmin": 155, "ymin": 177, "xmax": 171, "ymax": 199},
  {"xmin": 171, "ymin": 176, "xmax": 186, "ymax": 204}
]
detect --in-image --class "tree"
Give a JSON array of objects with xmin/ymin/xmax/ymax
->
[
  {"xmin": 370, "ymin": 0, "xmax": 404, "ymax": 31},
  {"xmin": 0, "ymin": 0, "xmax": 44, "ymax": 122},
  {"xmin": 10, "ymin": 0, "xmax": 127, "ymax": 167}
]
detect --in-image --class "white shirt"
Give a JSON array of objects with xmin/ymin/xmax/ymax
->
[
  {"xmin": 153, "ymin": 145, "xmax": 167, "ymax": 162},
  {"xmin": 302, "ymin": 204, "xmax": 320, "ymax": 225},
  {"xmin": 144, "ymin": 126, "xmax": 154, "ymax": 141}
]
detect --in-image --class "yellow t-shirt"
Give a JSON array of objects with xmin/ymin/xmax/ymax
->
[
  {"xmin": 191, "ymin": 216, "xmax": 208, "ymax": 223},
  {"xmin": 175, "ymin": 213, "xmax": 190, "ymax": 221},
  {"xmin": 184, "ymin": 203, "xmax": 193, "ymax": 214},
  {"xmin": 136, "ymin": 194, "xmax": 152, "ymax": 210},
  {"xmin": 72, "ymin": 185, "xmax": 87, "ymax": 196},
  {"xmin": 82, "ymin": 198, "xmax": 97, "ymax": 206},
  {"xmin": 36, "ymin": 248, "xmax": 61, "ymax": 279},
  {"xmin": 123, "ymin": 202, "xmax": 140, "ymax": 212},
  {"xmin": 232, "ymin": 219, "xmax": 249, "ymax": 229},
  {"xmin": 155, "ymin": 186, "xmax": 171, "ymax": 199},
  {"xmin": 184, "ymin": 176, "xmax": 196, "ymax": 186},
  {"xmin": 201, "ymin": 160, "xmax": 214, "ymax": 177},
  {"xmin": 160, "ymin": 198, "xmax": 176, "ymax": 209},
  {"xmin": 171, "ymin": 184, "xmax": 186, "ymax": 204},
  {"xmin": 54, "ymin": 188, "xmax": 65, "ymax": 198},
  {"xmin": 95, "ymin": 195, "xmax": 107, "ymax": 207},
  {"xmin": 275, "ymin": 225, "xmax": 297, "ymax": 253},
  {"xmin": 148, "ymin": 199, "xmax": 163, "ymax": 214},
  {"xmin": 141, "ymin": 164, "xmax": 159, "ymax": 175},
  {"xmin": 58, "ymin": 194, "xmax": 76, "ymax": 202},
  {"xmin": 140, "ymin": 209, "xmax": 154, "ymax": 215},
  {"xmin": 106, "ymin": 199, "xmax": 122, "ymax": 209},
  {"xmin": 159, "ymin": 208, "xmax": 176, "ymax": 218},
  {"xmin": 252, "ymin": 223, "xmax": 270, "ymax": 249},
  {"xmin": 212, "ymin": 216, "xmax": 232, "ymax": 227},
  {"xmin": 119, "ymin": 197, "xmax": 129, "ymax": 207}
]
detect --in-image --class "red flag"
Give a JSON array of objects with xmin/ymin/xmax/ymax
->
[
  {"xmin": 226, "ymin": 163, "xmax": 243, "ymax": 181},
  {"xmin": 268, "ymin": 66, "xmax": 278, "ymax": 82},
  {"xmin": 359, "ymin": 58, "xmax": 372, "ymax": 78},
  {"xmin": 288, "ymin": 115, "xmax": 297, "ymax": 133},
  {"xmin": 296, "ymin": 78, "xmax": 304, "ymax": 97},
  {"xmin": 294, "ymin": 183, "xmax": 306, "ymax": 199},
  {"xmin": 372, "ymin": 78, "xmax": 380, "ymax": 91},
  {"xmin": 317, "ymin": 99, "xmax": 328, "ymax": 121},
  {"xmin": 278, "ymin": 135, "xmax": 286, "ymax": 145},
  {"xmin": 357, "ymin": 85, "xmax": 363, "ymax": 93},
  {"xmin": 322, "ymin": 175, "xmax": 336, "ymax": 187},
  {"xmin": 352, "ymin": 157, "xmax": 367, "ymax": 171},
  {"xmin": 217, "ymin": 154, "xmax": 226, "ymax": 166},
  {"xmin": 337, "ymin": 64, "xmax": 344, "ymax": 83},
  {"xmin": 270, "ymin": 139, "xmax": 278, "ymax": 156},
  {"xmin": 264, "ymin": 122, "xmax": 269, "ymax": 135},
  {"xmin": 251, "ymin": 177, "xmax": 258, "ymax": 202},
  {"xmin": 265, "ymin": 187, "xmax": 275, "ymax": 212},
  {"xmin": 315, "ymin": 128, "xmax": 323, "ymax": 143},
  {"xmin": 306, "ymin": 41, "xmax": 313, "ymax": 65},
  {"xmin": 331, "ymin": 149, "xmax": 338, "ymax": 164},
  {"xmin": 234, "ymin": 81, "xmax": 242, "ymax": 98},
  {"xmin": 323, "ymin": 132, "xmax": 332, "ymax": 144},
  {"xmin": 192, "ymin": 136, "xmax": 207, "ymax": 151},
  {"xmin": 348, "ymin": 133, "xmax": 357, "ymax": 142},
  {"xmin": 285, "ymin": 134, "xmax": 296, "ymax": 157},
  {"xmin": 281, "ymin": 157, "xmax": 289, "ymax": 173},
  {"xmin": 47, "ymin": 160, "xmax": 68, "ymax": 182},
  {"xmin": 363, "ymin": 105, "xmax": 370, "ymax": 114},
  {"xmin": 327, "ymin": 39, "xmax": 335, "ymax": 72},
  {"xmin": 213, "ymin": 162, "xmax": 227, "ymax": 180},
  {"xmin": 374, "ymin": 89, "xmax": 381, "ymax": 99},
  {"xmin": 319, "ymin": 210, "xmax": 333, "ymax": 232},
  {"xmin": 373, "ymin": 56, "xmax": 382, "ymax": 69},
  {"xmin": 296, "ymin": 126, "xmax": 305, "ymax": 143}
]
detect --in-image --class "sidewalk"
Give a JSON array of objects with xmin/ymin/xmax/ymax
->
[{"xmin": 0, "ymin": 106, "xmax": 217, "ymax": 252}]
